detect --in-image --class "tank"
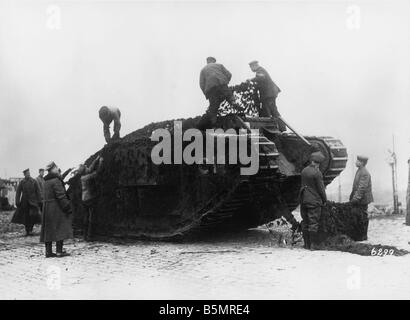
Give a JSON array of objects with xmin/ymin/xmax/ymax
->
[{"xmin": 69, "ymin": 82, "xmax": 348, "ymax": 240}]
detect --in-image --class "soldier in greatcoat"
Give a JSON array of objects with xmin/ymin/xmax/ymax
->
[
  {"xmin": 11, "ymin": 169, "xmax": 42, "ymax": 236},
  {"xmin": 40, "ymin": 162, "xmax": 73, "ymax": 258}
]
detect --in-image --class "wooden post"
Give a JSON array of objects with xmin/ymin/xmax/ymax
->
[{"xmin": 406, "ymin": 158, "xmax": 410, "ymax": 225}]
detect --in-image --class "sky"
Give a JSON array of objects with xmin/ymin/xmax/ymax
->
[{"xmin": 0, "ymin": 0, "xmax": 409, "ymax": 202}]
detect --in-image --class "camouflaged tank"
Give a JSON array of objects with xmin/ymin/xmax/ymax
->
[{"xmin": 70, "ymin": 82, "xmax": 348, "ymax": 239}]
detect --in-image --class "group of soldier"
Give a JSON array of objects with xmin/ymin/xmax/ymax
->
[
  {"xmin": 299, "ymin": 152, "xmax": 373, "ymax": 250},
  {"xmin": 199, "ymin": 57, "xmax": 286, "ymax": 131},
  {"xmin": 10, "ymin": 57, "xmax": 374, "ymax": 256},
  {"xmin": 12, "ymin": 156, "xmax": 106, "ymax": 258},
  {"xmin": 10, "ymin": 105, "xmax": 119, "ymax": 258},
  {"xmin": 12, "ymin": 164, "xmax": 73, "ymax": 257}
]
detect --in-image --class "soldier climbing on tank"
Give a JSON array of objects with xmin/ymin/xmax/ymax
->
[
  {"xmin": 299, "ymin": 151, "xmax": 327, "ymax": 250},
  {"xmin": 199, "ymin": 57, "xmax": 237, "ymax": 128},
  {"xmin": 248, "ymin": 61, "xmax": 286, "ymax": 132},
  {"xmin": 349, "ymin": 155, "xmax": 373, "ymax": 241},
  {"xmin": 72, "ymin": 155, "xmax": 104, "ymax": 241},
  {"xmin": 99, "ymin": 106, "xmax": 121, "ymax": 143}
]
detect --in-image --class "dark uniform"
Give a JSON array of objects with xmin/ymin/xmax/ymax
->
[
  {"xmin": 11, "ymin": 175, "xmax": 42, "ymax": 235},
  {"xmin": 299, "ymin": 153, "xmax": 327, "ymax": 249},
  {"xmin": 349, "ymin": 160, "xmax": 373, "ymax": 241},
  {"xmin": 251, "ymin": 66, "xmax": 281, "ymax": 118},
  {"xmin": 199, "ymin": 60, "xmax": 235, "ymax": 126},
  {"xmin": 79, "ymin": 155, "xmax": 103, "ymax": 241},
  {"xmin": 40, "ymin": 162, "xmax": 73, "ymax": 257}
]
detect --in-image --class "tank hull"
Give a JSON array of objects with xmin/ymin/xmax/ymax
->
[{"xmin": 70, "ymin": 116, "xmax": 347, "ymax": 240}]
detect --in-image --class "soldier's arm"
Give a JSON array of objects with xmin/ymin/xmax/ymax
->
[
  {"xmin": 251, "ymin": 71, "xmax": 266, "ymax": 85},
  {"xmin": 15, "ymin": 182, "xmax": 22, "ymax": 206},
  {"xmin": 103, "ymin": 123, "xmax": 111, "ymax": 143},
  {"xmin": 352, "ymin": 172, "xmax": 370, "ymax": 201},
  {"xmin": 316, "ymin": 172, "xmax": 327, "ymax": 203},
  {"xmin": 221, "ymin": 65, "xmax": 232, "ymax": 82},
  {"xmin": 53, "ymin": 180, "xmax": 72, "ymax": 214},
  {"xmin": 199, "ymin": 70, "xmax": 206, "ymax": 95},
  {"xmin": 34, "ymin": 179, "xmax": 42, "ymax": 202}
]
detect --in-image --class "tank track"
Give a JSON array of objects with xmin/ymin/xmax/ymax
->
[
  {"xmin": 188, "ymin": 134, "xmax": 348, "ymax": 235},
  {"xmin": 304, "ymin": 136, "xmax": 348, "ymax": 185}
]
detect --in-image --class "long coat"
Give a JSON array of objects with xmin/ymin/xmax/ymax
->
[
  {"xmin": 11, "ymin": 177, "xmax": 42, "ymax": 226},
  {"xmin": 40, "ymin": 173, "xmax": 73, "ymax": 242},
  {"xmin": 350, "ymin": 166, "xmax": 374, "ymax": 205},
  {"xmin": 299, "ymin": 165, "xmax": 327, "ymax": 207},
  {"xmin": 252, "ymin": 66, "xmax": 281, "ymax": 101},
  {"xmin": 36, "ymin": 176, "xmax": 45, "ymax": 199},
  {"xmin": 199, "ymin": 63, "xmax": 232, "ymax": 96}
]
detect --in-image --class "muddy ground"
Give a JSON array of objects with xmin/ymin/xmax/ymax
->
[{"xmin": 1, "ymin": 210, "xmax": 410, "ymax": 299}]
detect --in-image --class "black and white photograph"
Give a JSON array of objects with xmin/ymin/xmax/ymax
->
[{"xmin": 1, "ymin": 0, "xmax": 410, "ymax": 304}]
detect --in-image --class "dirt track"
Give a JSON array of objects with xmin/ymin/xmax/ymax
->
[{"xmin": 1, "ymin": 211, "xmax": 410, "ymax": 299}]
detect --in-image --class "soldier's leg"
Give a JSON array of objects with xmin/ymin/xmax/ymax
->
[
  {"xmin": 56, "ymin": 240, "xmax": 62, "ymax": 253},
  {"xmin": 270, "ymin": 98, "xmax": 281, "ymax": 118},
  {"xmin": 45, "ymin": 242, "xmax": 56, "ymax": 258},
  {"xmin": 206, "ymin": 90, "xmax": 220, "ymax": 126},
  {"xmin": 260, "ymin": 100, "xmax": 272, "ymax": 117},
  {"xmin": 361, "ymin": 205, "xmax": 369, "ymax": 241},
  {"xmin": 269, "ymin": 98, "xmax": 286, "ymax": 132},
  {"xmin": 56, "ymin": 240, "xmax": 70, "ymax": 257},
  {"xmin": 300, "ymin": 205, "xmax": 310, "ymax": 249},
  {"xmin": 83, "ymin": 205, "xmax": 90, "ymax": 241},
  {"xmin": 112, "ymin": 119, "xmax": 121, "ymax": 140},
  {"xmin": 87, "ymin": 207, "xmax": 94, "ymax": 241},
  {"xmin": 220, "ymin": 85, "xmax": 238, "ymax": 108},
  {"xmin": 307, "ymin": 206, "xmax": 322, "ymax": 249},
  {"xmin": 351, "ymin": 205, "xmax": 364, "ymax": 241}
]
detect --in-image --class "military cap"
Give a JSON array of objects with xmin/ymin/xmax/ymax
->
[
  {"xmin": 249, "ymin": 60, "xmax": 259, "ymax": 66},
  {"xmin": 22, "ymin": 168, "xmax": 30, "ymax": 174},
  {"xmin": 357, "ymin": 155, "xmax": 368, "ymax": 162},
  {"xmin": 45, "ymin": 161, "xmax": 57, "ymax": 171},
  {"xmin": 310, "ymin": 151, "xmax": 325, "ymax": 163}
]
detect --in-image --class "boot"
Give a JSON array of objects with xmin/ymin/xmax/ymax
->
[
  {"xmin": 302, "ymin": 231, "xmax": 311, "ymax": 249},
  {"xmin": 25, "ymin": 225, "xmax": 32, "ymax": 236},
  {"xmin": 45, "ymin": 242, "xmax": 56, "ymax": 258},
  {"xmin": 56, "ymin": 240, "xmax": 70, "ymax": 257},
  {"xmin": 309, "ymin": 232, "xmax": 322, "ymax": 250}
]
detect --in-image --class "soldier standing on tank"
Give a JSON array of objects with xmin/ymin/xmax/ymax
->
[
  {"xmin": 299, "ymin": 152, "xmax": 327, "ymax": 250},
  {"xmin": 349, "ymin": 155, "xmax": 373, "ymax": 241},
  {"xmin": 199, "ymin": 57, "xmax": 236, "ymax": 127},
  {"xmin": 99, "ymin": 106, "xmax": 121, "ymax": 143},
  {"xmin": 248, "ymin": 61, "xmax": 286, "ymax": 132}
]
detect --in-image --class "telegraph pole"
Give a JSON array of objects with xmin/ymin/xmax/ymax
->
[
  {"xmin": 406, "ymin": 158, "xmax": 410, "ymax": 225},
  {"xmin": 389, "ymin": 135, "xmax": 399, "ymax": 214}
]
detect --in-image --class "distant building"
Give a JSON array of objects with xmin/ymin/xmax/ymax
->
[{"xmin": 0, "ymin": 178, "xmax": 19, "ymax": 209}]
